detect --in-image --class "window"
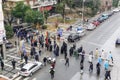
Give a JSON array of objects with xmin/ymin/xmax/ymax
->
[{"xmin": 29, "ymin": 64, "xmax": 37, "ymax": 71}]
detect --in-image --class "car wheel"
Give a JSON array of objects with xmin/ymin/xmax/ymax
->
[
  {"xmin": 115, "ymin": 44, "xmax": 117, "ymax": 47},
  {"xmin": 30, "ymin": 72, "xmax": 33, "ymax": 77}
]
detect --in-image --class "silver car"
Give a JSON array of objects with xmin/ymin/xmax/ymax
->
[{"xmin": 20, "ymin": 62, "xmax": 43, "ymax": 76}]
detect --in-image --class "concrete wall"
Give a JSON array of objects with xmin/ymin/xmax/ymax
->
[{"xmin": 0, "ymin": 1, "xmax": 6, "ymax": 43}]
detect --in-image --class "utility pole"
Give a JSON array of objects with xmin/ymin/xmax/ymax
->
[{"xmin": 82, "ymin": 0, "xmax": 85, "ymax": 27}]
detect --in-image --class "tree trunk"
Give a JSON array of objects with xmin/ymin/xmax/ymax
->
[
  {"xmin": 36, "ymin": 22, "xmax": 40, "ymax": 29},
  {"xmin": 17, "ymin": 18, "xmax": 20, "ymax": 24}
]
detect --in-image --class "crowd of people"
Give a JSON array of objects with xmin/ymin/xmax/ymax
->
[{"xmin": 0, "ymin": 31, "xmax": 114, "ymax": 80}]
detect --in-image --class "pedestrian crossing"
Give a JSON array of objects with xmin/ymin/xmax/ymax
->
[
  {"xmin": 70, "ymin": 72, "xmax": 104, "ymax": 80},
  {"xmin": 14, "ymin": 76, "xmax": 36, "ymax": 80}
]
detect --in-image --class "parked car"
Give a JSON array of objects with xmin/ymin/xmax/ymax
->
[
  {"xmin": 97, "ymin": 14, "xmax": 109, "ymax": 23},
  {"xmin": 71, "ymin": 24, "xmax": 85, "ymax": 35},
  {"xmin": 113, "ymin": 8, "xmax": 120, "ymax": 13},
  {"xmin": 115, "ymin": 38, "xmax": 120, "ymax": 47},
  {"xmin": 5, "ymin": 41, "xmax": 14, "ymax": 49},
  {"xmin": 67, "ymin": 33, "xmax": 80, "ymax": 42},
  {"xmin": 84, "ymin": 23, "xmax": 96, "ymax": 30},
  {"xmin": 20, "ymin": 62, "xmax": 43, "ymax": 77},
  {"xmin": 108, "ymin": 11, "xmax": 114, "ymax": 17},
  {"xmin": 92, "ymin": 20, "xmax": 100, "ymax": 27}
]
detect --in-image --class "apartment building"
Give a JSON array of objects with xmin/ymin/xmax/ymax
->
[
  {"xmin": 0, "ymin": 0, "xmax": 6, "ymax": 43},
  {"xmin": 25, "ymin": 0, "xmax": 57, "ymax": 11}
]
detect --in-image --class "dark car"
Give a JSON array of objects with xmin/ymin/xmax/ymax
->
[
  {"xmin": 67, "ymin": 34, "xmax": 80, "ymax": 42},
  {"xmin": 5, "ymin": 42, "xmax": 14, "ymax": 49},
  {"xmin": 115, "ymin": 38, "xmax": 120, "ymax": 47},
  {"xmin": 108, "ymin": 11, "xmax": 114, "ymax": 17}
]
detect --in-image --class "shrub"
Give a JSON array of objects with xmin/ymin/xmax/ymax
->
[
  {"xmin": 42, "ymin": 25, "xmax": 47, "ymax": 29},
  {"xmin": 5, "ymin": 25, "xmax": 14, "ymax": 39}
]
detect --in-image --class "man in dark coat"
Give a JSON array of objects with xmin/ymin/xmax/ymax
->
[
  {"xmin": 11, "ymin": 59, "xmax": 16, "ymax": 69},
  {"xmin": 56, "ymin": 45, "xmax": 59, "ymax": 56},
  {"xmin": 65, "ymin": 57, "xmax": 69, "ymax": 67},
  {"xmin": 35, "ymin": 52, "xmax": 39, "ymax": 61},
  {"xmin": 78, "ymin": 45, "xmax": 83, "ymax": 53},
  {"xmin": 96, "ymin": 62, "xmax": 101, "ymax": 76},
  {"xmin": 24, "ymin": 55, "xmax": 28, "ymax": 64},
  {"xmin": 43, "ymin": 57, "xmax": 47, "ymax": 66},
  {"xmin": 49, "ymin": 67, "xmax": 55, "ymax": 79},
  {"xmin": 69, "ymin": 47, "xmax": 74, "ymax": 57},
  {"xmin": 1, "ymin": 60, "xmax": 4, "ymax": 70}
]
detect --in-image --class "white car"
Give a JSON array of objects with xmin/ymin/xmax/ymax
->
[
  {"xmin": 84, "ymin": 23, "xmax": 96, "ymax": 30},
  {"xmin": 20, "ymin": 62, "xmax": 43, "ymax": 76},
  {"xmin": 113, "ymin": 8, "xmax": 120, "ymax": 12},
  {"xmin": 73, "ymin": 26, "xmax": 86, "ymax": 37}
]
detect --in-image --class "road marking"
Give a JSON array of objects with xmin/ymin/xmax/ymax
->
[
  {"xmin": 14, "ymin": 76, "xmax": 22, "ymax": 80},
  {"xmin": 70, "ymin": 72, "xmax": 80, "ymax": 80},
  {"xmin": 81, "ymin": 40, "xmax": 102, "ymax": 47},
  {"xmin": 6, "ymin": 55, "xmax": 21, "ymax": 60},
  {"xmin": 23, "ymin": 77, "xmax": 30, "ymax": 80},
  {"xmin": 6, "ymin": 48, "xmax": 16, "ymax": 54},
  {"xmin": 32, "ymin": 78, "xmax": 37, "ymax": 80},
  {"xmin": 5, "ymin": 64, "xmax": 20, "ymax": 70}
]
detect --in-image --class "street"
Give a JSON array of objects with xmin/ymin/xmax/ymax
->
[
  {"xmin": 1, "ymin": 12, "xmax": 120, "ymax": 80},
  {"xmin": 29, "ymin": 12, "xmax": 120, "ymax": 80}
]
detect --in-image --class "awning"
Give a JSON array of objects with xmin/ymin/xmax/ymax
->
[{"xmin": 40, "ymin": 6, "xmax": 52, "ymax": 11}]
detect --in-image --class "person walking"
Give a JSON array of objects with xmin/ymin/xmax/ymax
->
[
  {"xmin": 78, "ymin": 45, "xmax": 83, "ymax": 53},
  {"xmin": 35, "ymin": 52, "xmax": 39, "ymax": 61},
  {"xmin": 80, "ymin": 63, "xmax": 84, "ymax": 74},
  {"xmin": 101, "ymin": 49, "xmax": 105, "ymax": 60},
  {"xmin": 69, "ymin": 47, "xmax": 74, "ymax": 57},
  {"xmin": 95, "ymin": 48, "xmax": 99, "ymax": 58},
  {"xmin": 65, "ymin": 57, "xmax": 69, "ymax": 67},
  {"xmin": 80, "ymin": 50, "xmax": 85, "ymax": 64},
  {"xmin": 43, "ymin": 57, "xmax": 47, "ymax": 66},
  {"xmin": 88, "ymin": 51, "xmax": 93, "ymax": 63},
  {"xmin": 108, "ymin": 51, "xmax": 114, "ymax": 64},
  {"xmin": 51, "ymin": 62, "xmax": 55, "ymax": 69},
  {"xmin": 96, "ymin": 62, "xmax": 100, "ymax": 76},
  {"xmin": 105, "ymin": 70, "xmax": 111, "ymax": 80},
  {"xmin": 11, "ymin": 59, "xmax": 16, "ymax": 69},
  {"xmin": 89, "ymin": 62, "xmax": 93, "ymax": 73},
  {"xmin": 30, "ymin": 47, "xmax": 34, "ymax": 58},
  {"xmin": 0, "ymin": 60, "xmax": 4, "ymax": 70},
  {"xmin": 98, "ymin": 56, "xmax": 102, "ymax": 65},
  {"xmin": 49, "ymin": 67, "xmax": 55, "ymax": 79},
  {"xmin": 104, "ymin": 59, "xmax": 109, "ymax": 70},
  {"xmin": 24, "ymin": 55, "xmax": 28, "ymax": 64}
]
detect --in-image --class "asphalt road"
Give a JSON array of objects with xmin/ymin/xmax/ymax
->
[
  {"xmin": 2, "ymin": 12, "xmax": 120, "ymax": 80},
  {"xmin": 28, "ymin": 12, "xmax": 120, "ymax": 80}
]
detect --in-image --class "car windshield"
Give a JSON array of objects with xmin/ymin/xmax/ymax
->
[{"xmin": 21, "ymin": 68, "xmax": 27, "ymax": 72}]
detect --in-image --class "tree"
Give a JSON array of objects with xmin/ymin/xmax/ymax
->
[
  {"xmin": 55, "ymin": 1, "xmax": 65, "ymax": 19},
  {"xmin": 44, "ymin": 10, "xmax": 49, "ymax": 24},
  {"xmin": 2, "ymin": 3, "xmax": 14, "ymax": 26},
  {"xmin": 11, "ymin": 2, "xmax": 30, "ymax": 24},
  {"xmin": 5, "ymin": 25, "xmax": 14, "ymax": 39},
  {"xmin": 84, "ymin": 0, "xmax": 100, "ymax": 16},
  {"xmin": 25, "ymin": 10, "xmax": 44, "ymax": 29},
  {"xmin": 112, "ymin": 0, "xmax": 119, "ymax": 7}
]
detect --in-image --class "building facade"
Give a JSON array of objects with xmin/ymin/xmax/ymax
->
[{"xmin": 100, "ymin": 0, "xmax": 113, "ymax": 11}]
